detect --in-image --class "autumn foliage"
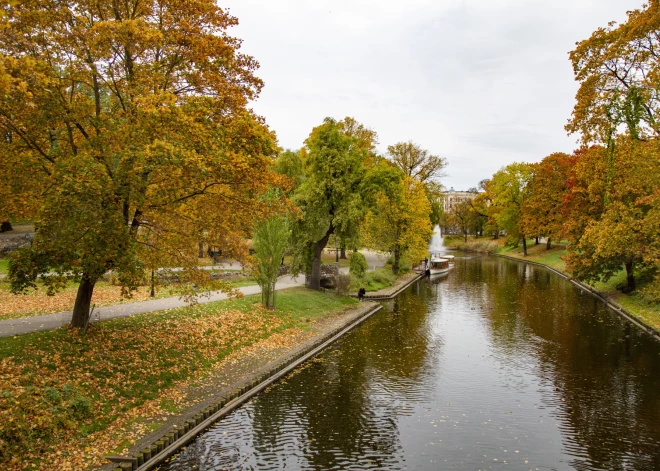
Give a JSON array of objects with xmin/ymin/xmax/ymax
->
[{"xmin": 0, "ymin": 0, "xmax": 289, "ymax": 327}]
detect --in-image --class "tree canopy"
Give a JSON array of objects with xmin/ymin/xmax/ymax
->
[{"xmin": 0, "ymin": 0, "xmax": 289, "ymax": 327}]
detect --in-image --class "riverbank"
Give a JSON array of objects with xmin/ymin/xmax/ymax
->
[
  {"xmin": 0, "ymin": 288, "xmax": 365, "ymax": 471},
  {"xmin": 445, "ymin": 236, "xmax": 660, "ymax": 332}
]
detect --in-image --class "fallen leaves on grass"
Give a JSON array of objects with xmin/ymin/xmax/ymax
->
[
  {"xmin": 0, "ymin": 284, "xmax": 163, "ymax": 320},
  {"xmin": 0, "ymin": 302, "xmax": 292, "ymax": 470}
]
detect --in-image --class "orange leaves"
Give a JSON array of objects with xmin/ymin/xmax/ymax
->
[{"xmin": 0, "ymin": 301, "xmax": 295, "ymax": 470}]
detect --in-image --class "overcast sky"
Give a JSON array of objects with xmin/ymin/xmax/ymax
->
[{"xmin": 222, "ymin": 0, "xmax": 643, "ymax": 190}]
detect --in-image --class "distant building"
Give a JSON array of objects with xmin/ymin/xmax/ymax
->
[{"xmin": 442, "ymin": 187, "xmax": 478, "ymax": 213}]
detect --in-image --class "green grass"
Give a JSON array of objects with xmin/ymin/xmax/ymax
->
[
  {"xmin": 349, "ymin": 267, "xmax": 399, "ymax": 292},
  {"xmin": 0, "ymin": 287, "xmax": 358, "ymax": 468},
  {"xmin": 0, "ymin": 258, "xmax": 7, "ymax": 275}
]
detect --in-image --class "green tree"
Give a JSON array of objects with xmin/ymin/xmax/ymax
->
[
  {"xmin": 490, "ymin": 163, "xmax": 534, "ymax": 255},
  {"xmin": 252, "ymin": 217, "xmax": 290, "ymax": 309},
  {"xmin": 289, "ymin": 117, "xmax": 372, "ymax": 290},
  {"xmin": 349, "ymin": 252, "xmax": 368, "ymax": 279},
  {"xmin": 274, "ymin": 149, "xmax": 305, "ymax": 191}
]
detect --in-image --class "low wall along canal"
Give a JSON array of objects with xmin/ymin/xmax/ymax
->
[{"xmin": 157, "ymin": 254, "xmax": 660, "ymax": 470}]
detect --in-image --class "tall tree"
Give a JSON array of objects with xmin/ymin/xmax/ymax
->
[
  {"xmin": 490, "ymin": 163, "xmax": 534, "ymax": 255},
  {"xmin": 568, "ymin": 1, "xmax": 660, "ymax": 144},
  {"xmin": 0, "ymin": 0, "xmax": 288, "ymax": 327},
  {"xmin": 386, "ymin": 141, "xmax": 447, "ymax": 183},
  {"xmin": 564, "ymin": 138, "xmax": 660, "ymax": 293},
  {"xmin": 289, "ymin": 117, "xmax": 371, "ymax": 290},
  {"xmin": 449, "ymin": 200, "xmax": 474, "ymax": 243},
  {"xmin": 471, "ymin": 179, "xmax": 499, "ymax": 239},
  {"xmin": 362, "ymin": 170, "xmax": 432, "ymax": 274},
  {"xmin": 521, "ymin": 152, "xmax": 575, "ymax": 249}
]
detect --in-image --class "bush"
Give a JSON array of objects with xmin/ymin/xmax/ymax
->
[
  {"xmin": 335, "ymin": 273, "xmax": 352, "ymax": 295},
  {"xmin": 349, "ymin": 252, "xmax": 368, "ymax": 278},
  {"xmin": 0, "ymin": 221, "xmax": 12, "ymax": 232}
]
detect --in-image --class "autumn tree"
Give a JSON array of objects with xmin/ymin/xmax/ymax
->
[
  {"xmin": 563, "ymin": 138, "xmax": 660, "ymax": 293},
  {"xmin": 0, "ymin": 0, "xmax": 289, "ymax": 327},
  {"xmin": 362, "ymin": 165, "xmax": 433, "ymax": 274},
  {"xmin": 568, "ymin": 1, "xmax": 660, "ymax": 144},
  {"xmin": 469, "ymin": 179, "xmax": 498, "ymax": 239},
  {"xmin": 489, "ymin": 163, "xmax": 534, "ymax": 255},
  {"xmin": 289, "ymin": 117, "xmax": 372, "ymax": 290},
  {"xmin": 449, "ymin": 200, "xmax": 474, "ymax": 243},
  {"xmin": 521, "ymin": 152, "xmax": 575, "ymax": 249}
]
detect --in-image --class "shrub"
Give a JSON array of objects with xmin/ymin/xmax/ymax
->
[
  {"xmin": 335, "ymin": 273, "xmax": 352, "ymax": 295},
  {"xmin": 349, "ymin": 252, "xmax": 368, "ymax": 278},
  {"xmin": 0, "ymin": 221, "xmax": 12, "ymax": 232}
]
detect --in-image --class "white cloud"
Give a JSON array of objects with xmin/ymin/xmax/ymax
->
[{"xmin": 222, "ymin": 0, "xmax": 644, "ymax": 189}]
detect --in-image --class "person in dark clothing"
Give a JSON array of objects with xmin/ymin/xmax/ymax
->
[
  {"xmin": 358, "ymin": 287, "xmax": 366, "ymax": 301},
  {"xmin": 424, "ymin": 257, "xmax": 429, "ymax": 269}
]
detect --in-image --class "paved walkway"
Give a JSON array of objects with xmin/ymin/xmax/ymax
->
[{"xmin": 0, "ymin": 251, "xmax": 387, "ymax": 338}]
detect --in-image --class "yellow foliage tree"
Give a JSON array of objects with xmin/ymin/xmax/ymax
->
[
  {"xmin": 0, "ymin": 0, "xmax": 290, "ymax": 327},
  {"xmin": 363, "ymin": 173, "xmax": 432, "ymax": 274}
]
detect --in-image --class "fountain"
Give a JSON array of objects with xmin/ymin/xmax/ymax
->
[{"xmin": 428, "ymin": 225, "xmax": 444, "ymax": 254}]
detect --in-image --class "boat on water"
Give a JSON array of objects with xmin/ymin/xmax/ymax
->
[
  {"xmin": 442, "ymin": 254, "xmax": 455, "ymax": 267},
  {"xmin": 429, "ymin": 256, "xmax": 452, "ymax": 275}
]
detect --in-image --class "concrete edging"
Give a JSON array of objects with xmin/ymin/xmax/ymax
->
[
  {"xmin": 106, "ymin": 302, "xmax": 383, "ymax": 471},
  {"xmin": 493, "ymin": 253, "xmax": 660, "ymax": 341}
]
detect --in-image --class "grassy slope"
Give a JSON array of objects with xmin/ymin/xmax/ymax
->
[
  {"xmin": 0, "ymin": 259, "xmax": 7, "ymax": 275},
  {"xmin": 0, "ymin": 287, "xmax": 358, "ymax": 470}
]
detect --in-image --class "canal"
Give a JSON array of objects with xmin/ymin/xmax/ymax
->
[{"xmin": 159, "ymin": 255, "xmax": 660, "ymax": 470}]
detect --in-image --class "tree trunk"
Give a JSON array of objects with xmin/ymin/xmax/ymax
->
[
  {"xmin": 309, "ymin": 228, "xmax": 333, "ymax": 291},
  {"xmin": 393, "ymin": 248, "xmax": 400, "ymax": 275},
  {"xmin": 463, "ymin": 230, "xmax": 468, "ymax": 243},
  {"xmin": 535, "ymin": 236, "xmax": 539, "ymax": 245},
  {"xmin": 625, "ymin": 261, "xmax": 636, "ymax": 292},
  {"xmin": 522, "ymin": 235, "xmax": 528, "ymax": 257},
  {"xmin": 340, "ymin": 245, "xmax": 347, "ymax": 259},
  {"xmin": 71, "ymin": 274, "xmax": 97, "ymax": 328},
  {"xmin": 198, "ymin": 241, "xmax": 204, "ymax": 258},
  {"xmin": 546, "ymin": 238, "xmax": 552, "ymax": 250}
]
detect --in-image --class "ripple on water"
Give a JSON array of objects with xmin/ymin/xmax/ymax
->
[{"xmin": 159, "ymin": 256, "xmax": 660, "ymax": 471}]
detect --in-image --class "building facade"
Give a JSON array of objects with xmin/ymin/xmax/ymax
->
[{"xmin": 442, "ymin": 188, "xmax": 478, "ymax": 213}]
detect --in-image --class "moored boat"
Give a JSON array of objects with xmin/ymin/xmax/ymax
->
[{"xmin": 429, "ymin": 257, "xmax": 451, "ymax": 275}]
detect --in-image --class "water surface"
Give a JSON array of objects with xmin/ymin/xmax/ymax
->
[{"xmin": 160, "ymin": 255, "xmax": 660, "ymax": 470}]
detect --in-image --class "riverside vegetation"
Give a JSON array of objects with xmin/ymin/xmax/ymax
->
[{"xmin": 444, "ymin": 2, "xmax": 660, "ymax": 330}]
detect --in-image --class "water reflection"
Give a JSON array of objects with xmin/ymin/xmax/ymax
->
[{"xmin": 160, "ymin": 255, "xmax": 660, "ymax": 471}]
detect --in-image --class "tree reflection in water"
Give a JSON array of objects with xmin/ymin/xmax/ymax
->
[{"xmin": 160, "ymin": 255, "xmax": 660, "ymax": 471}]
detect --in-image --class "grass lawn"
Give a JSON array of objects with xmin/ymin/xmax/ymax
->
[
  {"xmin": 349, "ymin": 267, "xmax": 403, "ymax": 292},
  {"xmin": 0, "ymin": 287, "xmax": 358, "ymax": 471},
  {"xmin": 0, "ymin": 258, "xmax": 7, "ymax": 275}
]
